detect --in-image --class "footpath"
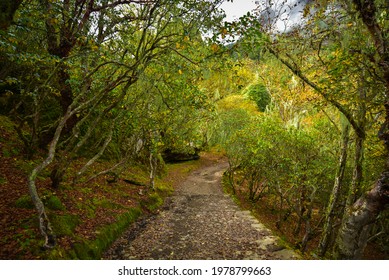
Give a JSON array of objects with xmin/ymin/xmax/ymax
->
[{"xmin": 104, "ymin": 160, "xmax": 298, "ymax": 260}]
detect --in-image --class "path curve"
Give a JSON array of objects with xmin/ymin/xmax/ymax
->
[{"xmin": 104, "ymin": 161, "xmax": 298, "ymax": 260}]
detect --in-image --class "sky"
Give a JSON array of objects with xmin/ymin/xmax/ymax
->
[
  {"xmin": 219, "ymin": 0, "xmax": 309, "ymax": 32},
  {"xmin": 219, "ymin": 0, "xmax": 258, "ymax": 22}
]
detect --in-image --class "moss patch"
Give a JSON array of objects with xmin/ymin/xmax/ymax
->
[
  {"xmin": 15, "ymin": 195, "xmax": 34, "ymax": 209},
  {"xmin": 49, "ymin": 214, "xmax": 80, "ymax": 237},
  {"xmin": 45, "ymin": 195, "xmax": 65, "ymax": 211},
  {"xmin": 69, "ymin": 207, "xmax": 142, "ymax": 259},
  {"xmin": 140, "ymin": 192, "xmax": 163, "ymax": 212}
]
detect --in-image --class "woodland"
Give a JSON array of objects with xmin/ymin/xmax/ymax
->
[{"xmin": 0, "ymin": 0, "xmax": 388, "ymax": 260}]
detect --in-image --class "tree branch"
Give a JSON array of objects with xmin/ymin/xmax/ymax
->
[{"xmin": 266, "ymin": 45, "xmax": 366, "ymax": 139}]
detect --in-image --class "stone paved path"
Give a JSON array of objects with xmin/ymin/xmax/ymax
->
[{"xmin": 104, "ymin": 160, "xmax": 299, "ymax": 260}]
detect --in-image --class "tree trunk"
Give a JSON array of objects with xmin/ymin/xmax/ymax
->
[
  {"xmin": 318, "ymin": 118, "xmax": 350, "ymax": 256},
  {"xmin": 28, "ymin": 107, "xmax": 75, "ymax": 248},
  {"xmin": 149, "ymin": 153, "xmax": 157, "ymax": 190},
  {"xmin": 346, "ymin": 135, "xmax": 364, "ymax": 208},
  {"xmin": 73, "ymin": 128, "xmax": 114, "ymax": 184},
  {"xmin": 28, "ymin": 170, "xmax": 56, "ymax": 249},
  {"xmin": 57, "ymin": 65, "xmax": 78, "ymax": 135},
  {"xmin": 334, "ymin": 170, "xmax": 389, "ymax": 259},
  {"xmin": 300, "ymin": 186, "xmax": 317, "ymax": 253}
]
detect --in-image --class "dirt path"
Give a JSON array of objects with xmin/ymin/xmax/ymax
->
[{"xmin": 104, "ymin": 160, "xmax": 298, "ymax": 260}]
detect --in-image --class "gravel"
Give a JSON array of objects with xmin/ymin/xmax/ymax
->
[{"xmin": 103, "ymin": 161, "xmax": 299, "ymax": 260}]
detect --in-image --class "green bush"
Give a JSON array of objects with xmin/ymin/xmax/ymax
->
[
  {"xmin": 246, "ymin": 84, "xmax": 271, "ymax": 112},
  {"xmin": 225, "ymin": 114, "xmax": 336, "ymax": 204}
]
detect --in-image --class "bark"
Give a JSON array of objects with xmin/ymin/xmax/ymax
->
[
  {"xmin": 300, "ymin": 186, "xmax": 317, "ymax": 253},
  {"xmin": 318, "ymin": 119, "xmax": 350, "ymax": 256},
  {"xmin": 84, "ymin": 154, "xmax": 130, "ymax": 184},
  {"xmin": 28, "ymin": 108, "xmax": 75, "ymax": 248},
  {"xmin": 28, "ymin": 170, "xmax": 56, "ymax": 249},
  {"xmin": 29, "ymin": 70, "xmax": 103, "ymax": 245},
  {"xmin": 73, "ymin": 127, "xmax": 114, "ymax": 184},
  {"xmin": 334, "ymin": 170, "xmax": 389, "ymax": 259},
  {"xmin": 346, "ymin": 135, "xmax": 364, "ymax": 208},
  {"xmin": 149, "ymin": 152, "xmax": 157, "ymax": 190}
]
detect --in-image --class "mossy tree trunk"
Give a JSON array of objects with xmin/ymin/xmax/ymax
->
[
  {"xmin": 28, "ymin": 107, "xmax": 76, "ymax": 248},
  {"xmin": 334, "ymin": 171, "xmax": 389, "ymax": 259},
  {"xmin": 318, "ymin": 118, "xmax": 350, "ymax": 256}
]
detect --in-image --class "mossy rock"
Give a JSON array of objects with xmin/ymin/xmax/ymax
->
[{"xmin": 15, "ymin": 195, "xmax": 34, "ymax": 209}]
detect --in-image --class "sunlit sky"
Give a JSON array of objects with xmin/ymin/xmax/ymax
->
[
  {"xmin": 220, "ymin": 0, "xmax": 308, "ymax": 32},
  {"xmin": 220, "ymin": 0, "xmax": 258, "ymax": 22}
]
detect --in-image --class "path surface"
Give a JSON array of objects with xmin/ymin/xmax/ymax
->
[{"xmin": 104, "ymin": 161, "xmax": 298, "ymax": 260}]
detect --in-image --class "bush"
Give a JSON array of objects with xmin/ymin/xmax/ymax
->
[
  {"xmin": 225, "ymin": 114, "xmax": 335, "ymax": 205},
  {"xmin": 246, "ymin": 84, "xmax": 271, "ymax": 112}
]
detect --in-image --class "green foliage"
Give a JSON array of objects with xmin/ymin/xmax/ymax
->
[
  {"xmin": 209, "ymin": 107, "xmax": 251, "ymax": 147},
  {"xmin": 225, "ymin": 114, "xmax": 336, "ymax": 203},
  {"xmin": 245, "ymin": 84, "xmax": 271, "ymax": 112}
]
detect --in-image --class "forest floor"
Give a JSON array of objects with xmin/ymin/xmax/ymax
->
[{"xmin": 103, "ymin": 158, "xmax": 298, "ymax": 260}]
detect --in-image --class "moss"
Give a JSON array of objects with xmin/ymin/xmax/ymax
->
[
  {"xmin": 49, "ymin": 214, "xmax": 79, "ymax": 237},
  {"xmin": 0, "ymin": 175, "xmax": 8, "ymax": 185},
  {"xmin": 45, "ymin": 195, "xmax": 65, "ymax": 211},
  {"xmin": 155, "ymin": 181, "xmax": 174, "ymax": 196},
  {"xmin": 92, "ymin": 197, "xmax": 125, "ymax": 210},
  {"xmin": 141, "ymin": 192, "xmax": 163, "ymax": 212},
  {"xmin": 70, "ymin": 207, "xmax": 142, "ymax": 259},
  {"xmin": 15, "ymin": 195, "xmax": 34, "ymax": 209}
]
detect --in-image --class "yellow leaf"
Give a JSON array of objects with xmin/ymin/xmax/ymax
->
[{"xmin": 211, "ymin": 43, "xmax": 219, "ymax": 52}]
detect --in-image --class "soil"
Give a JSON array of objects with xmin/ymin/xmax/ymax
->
[{"xmin": 103, "ymin": 159, "xmax": 299, "ymax": 260}]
